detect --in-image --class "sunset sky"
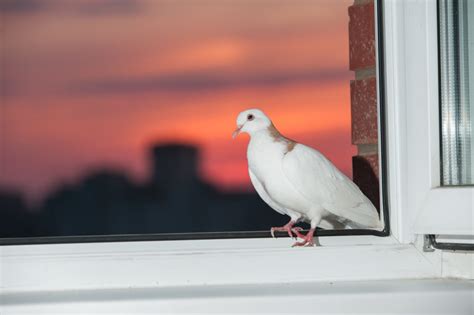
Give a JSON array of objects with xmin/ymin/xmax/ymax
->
[{"xmin": 1, "ymin": 0, "xmax": 355, "ymax": 205}]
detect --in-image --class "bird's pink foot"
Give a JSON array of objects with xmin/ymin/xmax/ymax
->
[
  {"xmin": 291, "ymin": 227, "xmax": 305, "ymax": 239},
  {"xmin": 270, "ymin": 220, "xmax": 296, "ymax": 238},
  {"xmin": 292, "ymin": 228, "xmax": 316, "ymax": 247}
]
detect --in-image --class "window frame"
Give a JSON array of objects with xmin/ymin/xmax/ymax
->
[
  {"xmin": 384, "ymin": 0, "xmax": 473, "ymax": 243},
  {"xmin": 0, "ymin": 0, "xmax": 391, "ymax": 246},
  {"xmin": 0, "ymin": 235, "xmax": 438, "ymax": 295},
  {"xmin": 3, "ymin": 1, "xmax": 472, "ymax": 300}
]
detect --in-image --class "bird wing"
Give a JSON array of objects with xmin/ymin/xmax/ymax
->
[
  {"xmin": 281, "ymin": 144, "xmax": 381, "ymax": 228},
  {"xmin": 249, "ymin": 169, "xmax": 286, "ymax": 216}
]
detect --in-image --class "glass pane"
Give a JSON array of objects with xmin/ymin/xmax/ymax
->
[
  {"xmin": 439, "ymin": 0, "xmax": 474, "ymax": 186},
  {"xmin": 0, "ymin": 0, "xmax": 382, "ymax": 241}
]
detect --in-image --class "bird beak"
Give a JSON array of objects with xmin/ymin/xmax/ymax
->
[{"xmin": 232, "ymin": 125, "xmax": 243, "ymax": 139}]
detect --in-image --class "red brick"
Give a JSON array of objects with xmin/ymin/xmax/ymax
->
[
  {"xmin": 349, "ymin": 2, "xmax": 376, "ymax": 70},
  {"xmin": 352, "ymin": 154, "xmax": 379, "ymax": 210},
  {"xmin": 351, "ymin": 77, "xmax": 378, "ymax": 145}
]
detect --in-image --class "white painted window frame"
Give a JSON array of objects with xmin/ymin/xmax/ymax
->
[
  {"xmin": 1, "ymin": 1, "xmax": 472, "ymax": 304},
  {"xmin": 384, "ymin": 0, "xmax": 474, "ymax": 244}
]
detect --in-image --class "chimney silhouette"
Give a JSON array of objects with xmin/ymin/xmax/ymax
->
[{"xmin": 149, "ymin": 144, "xmax": 199, "ymax": 188}]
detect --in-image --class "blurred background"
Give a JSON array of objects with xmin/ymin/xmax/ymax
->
[{"xmin": 0, "ymin": 0, "xmax": 355, "ymax": 238}]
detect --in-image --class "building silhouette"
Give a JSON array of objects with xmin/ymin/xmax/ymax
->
[
  {"xmin": 0, "ymin": 143, "xmax": 285, "ymax": 238},
  {"xmin": 0, "ymin": 190, "xmax": 38, "ymax": 237}
]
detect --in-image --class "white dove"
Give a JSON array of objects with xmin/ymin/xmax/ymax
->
[{"xmin": 233, "ymin": 108, "xmax": 382, "ymax": 247}]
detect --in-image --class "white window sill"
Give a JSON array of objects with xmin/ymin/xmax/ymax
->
[
  {"xmin": 2, "ymin": 235, "xmax": 473, "ymax": 313},
  {"xmin": 2, "ymin": 280, "xmax": 473, "ymax": 314},
  {"xmin": 1, "ymin": 236, "xmax": 441, "ymax": 295}
]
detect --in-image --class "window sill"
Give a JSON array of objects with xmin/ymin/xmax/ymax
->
[
  {"xmin": 2, "ymin": 280, "xmax": 472, "ymax": 314},
  {"xmin": 1, "ymin": 235, "xmax": 440, "ymax": 295}
]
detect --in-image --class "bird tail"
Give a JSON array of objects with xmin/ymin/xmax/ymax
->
[
  {"xmin": 321, "ymin": 212, "xmax": 384, "ymax": 231},
  {"xmin": 341, "ymin": 202, "xmax": 382, "ymax": 230},
  {"xmin": 343, "ymin": 218, "xmax": 384, "ymax": 231}
]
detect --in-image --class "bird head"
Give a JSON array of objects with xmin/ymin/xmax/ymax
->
[{"xmin": 232, "ymin": 108, "xmax": 272, "ymax": 139}]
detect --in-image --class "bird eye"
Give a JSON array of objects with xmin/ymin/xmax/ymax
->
[{"xmin": 247, "ymin": 114, "xmax": 254, "ymax": 121}]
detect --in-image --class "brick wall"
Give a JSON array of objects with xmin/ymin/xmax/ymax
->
[{"xmin": 348, "ymin": 0, "xmax": 379, "ymax": 210}]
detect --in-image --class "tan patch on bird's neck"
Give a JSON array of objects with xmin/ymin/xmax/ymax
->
[
  {"xmin": 267, "ymin": 123, "xmax": 281, "ymax": 140},
  {"xmin": 267, "ymin": 123, "xmax": 296, "ymax": 153},
  {"xmin": 286, "ymin": 141, "xmax": 296, "ymax": 152}
]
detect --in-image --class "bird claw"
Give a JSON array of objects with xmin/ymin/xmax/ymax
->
[
  {"xmin": 292, "ymin": 240, "xmax": 315, "ymax": 247},
  {"xmin": 270, "ymin": 227, "xmax": 289, "ymax": 239},
  {"xmin": 291, "ymin": 228, "xmax": 316, "ymax": 247},
  {"xmin": 270, "ymin": 223, "xmax": 297, "ymax": 239},
  {"xmin": 291, "ymin": 227, "xmax": 305, "ymax": 240}
]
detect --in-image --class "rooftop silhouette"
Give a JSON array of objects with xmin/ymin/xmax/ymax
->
[{"xmin": 0, "ymin": 143, "xmax": 286, "ymax": 238}]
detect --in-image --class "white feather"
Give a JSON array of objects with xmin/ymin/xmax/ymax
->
[
  {"xmin": 282, "ymin": 144, "xmax": 382, "ymax": 229},
  {"xmin": 234, "ymin": 108, "xmax": 382, "ymax": 231},
  {"xmin": 249, "ymin": 169, "xmax": 286, "ymax": 216}
]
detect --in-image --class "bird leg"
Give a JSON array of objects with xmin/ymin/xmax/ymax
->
[
  {"xmin": 292, "ymin": 228, "xmax": 316, "ymax": 247},
  {"xmin": 270, "ymin": 220, "xmax": 297, "ymax": 239},
  {"xmin": 290, "ymin": 227, "xmax": 306, "ymax": 239}
]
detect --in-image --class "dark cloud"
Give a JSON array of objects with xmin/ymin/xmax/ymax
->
[
  {"xmin": 0, "ymin": 0, "xmax": 144, "ymax": 16},
  {"xmin": 72, "ymin": 68, "xmax": 352, "ymax": 95},
  {"xmin": 74, "ymin": 0, "xmax": 142, "ymax": 16},
  {"xmin": 0, "ymin": 0, "xmax": 47, "ymax": 14}
]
